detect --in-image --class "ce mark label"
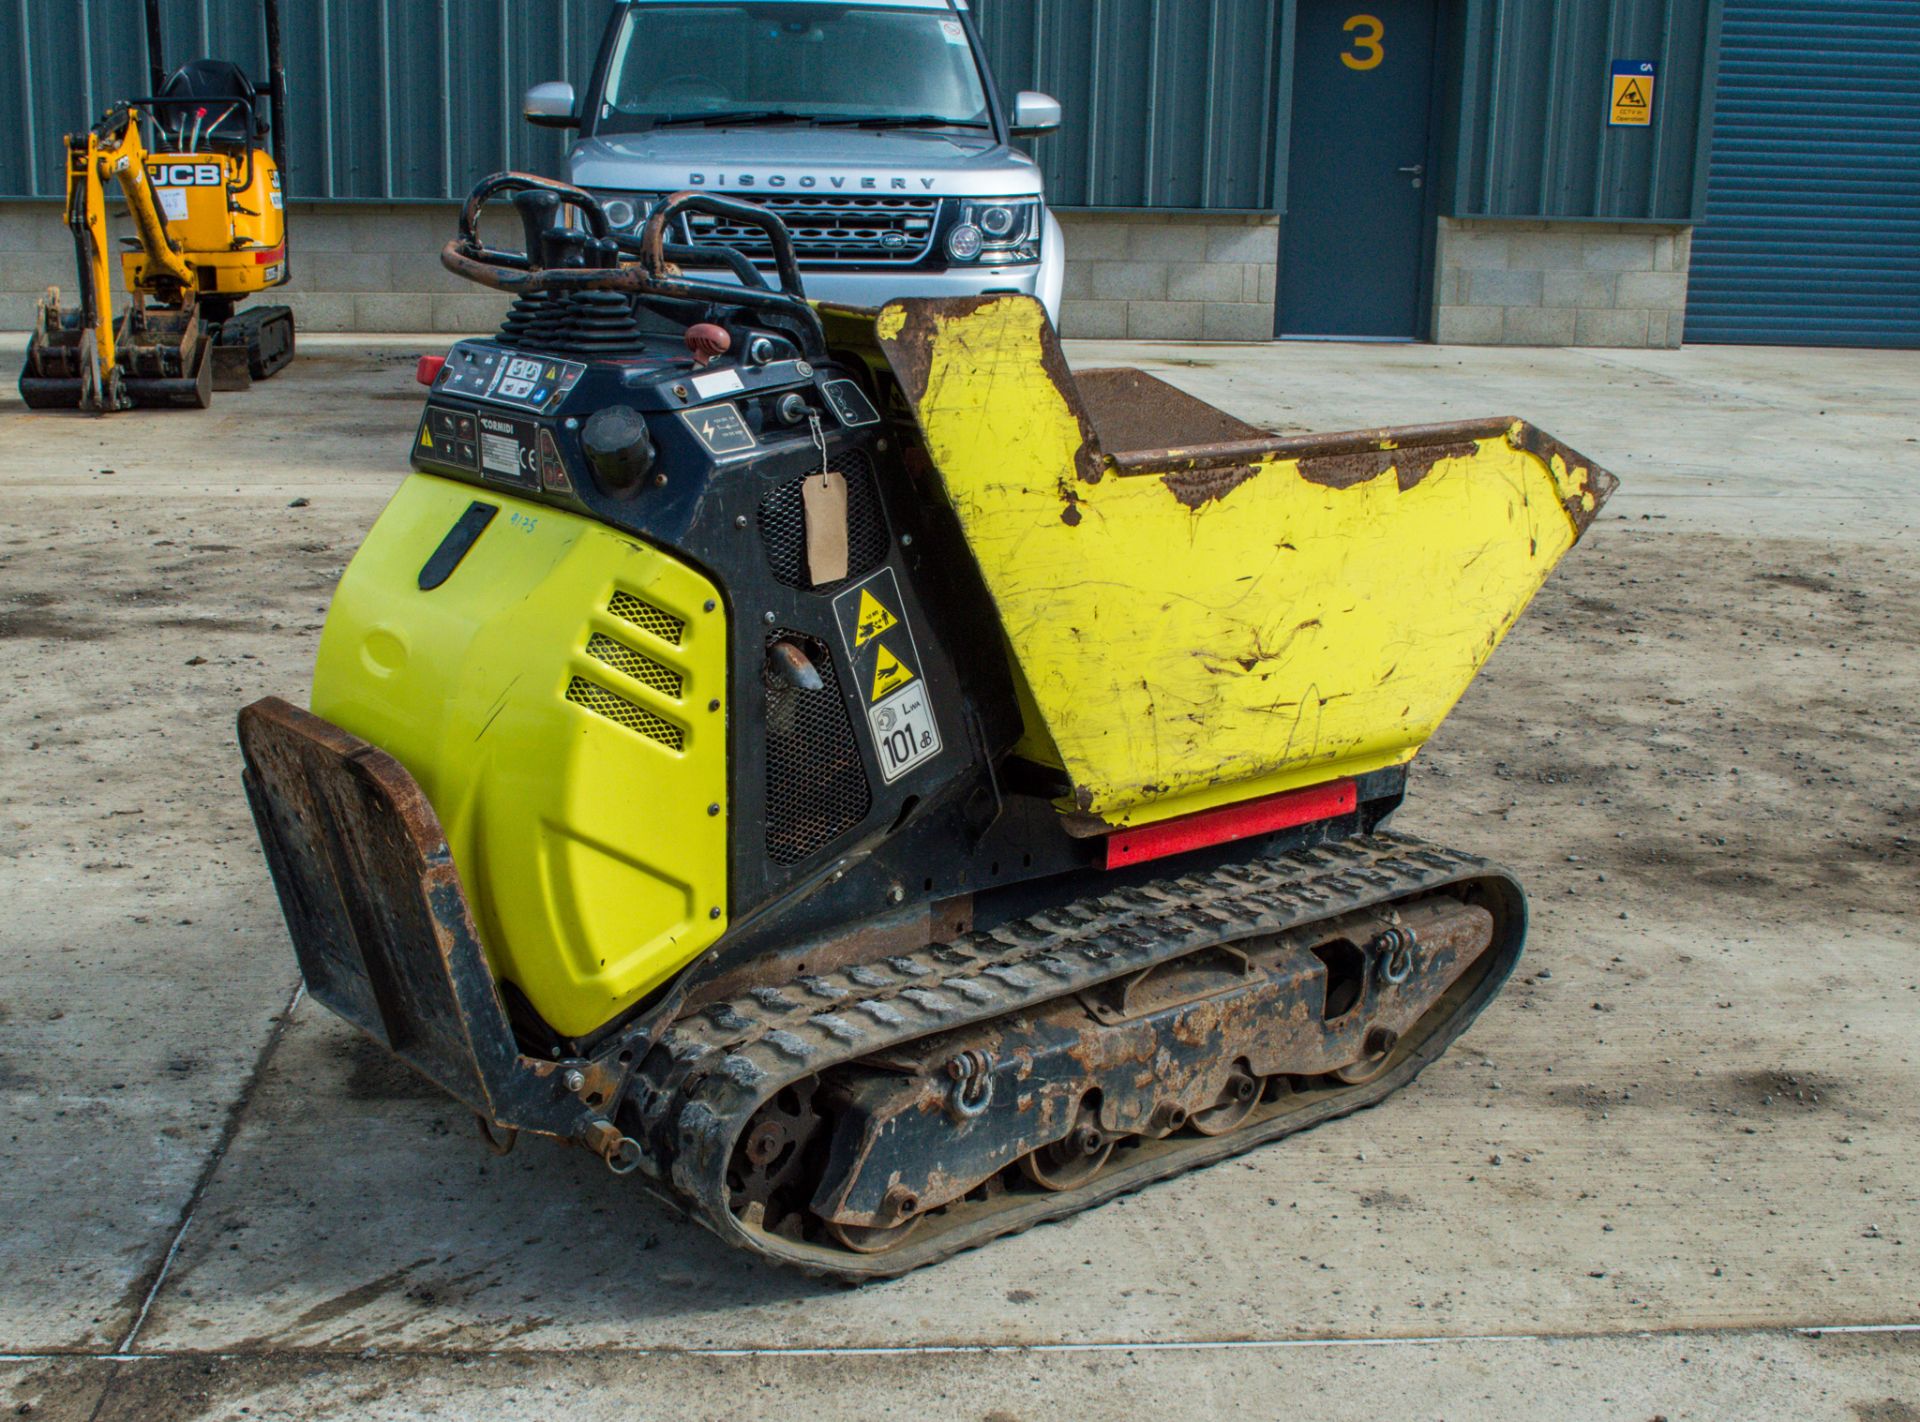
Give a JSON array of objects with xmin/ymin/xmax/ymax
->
[{"xmin": 832, "ymin": 567, "xmax": 943, "ymax": 783}]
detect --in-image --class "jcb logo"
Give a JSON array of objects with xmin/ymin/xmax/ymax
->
[{"xmin": 147, "ymin": 162, "xmax": 221, "ymax": 187}]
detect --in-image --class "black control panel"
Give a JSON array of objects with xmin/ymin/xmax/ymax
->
[
  {"xmin": 430, "ymin": 342, "xmax": 589, "ymax": 415},
  {"xmin": 411, "ymin": 338, "xmax": 900, "ymax": 534}
]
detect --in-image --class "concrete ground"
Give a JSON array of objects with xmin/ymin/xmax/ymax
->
[{"xmin": 1, "ymin": 332, "xmax": 1915, "ymax": 1421}]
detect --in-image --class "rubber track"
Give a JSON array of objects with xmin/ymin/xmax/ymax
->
[{"xmin": 628, "ymin": 830, "xmax": 1525, "ymax": 1280}]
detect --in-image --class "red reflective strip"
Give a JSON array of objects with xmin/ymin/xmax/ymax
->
[
  {"xmin": 1102, "ymin": 778, "xmax": 1359, "ymax": 870},
  {"xmin": 254, "ymin": 245, "xmax": 285, "ymax": 264}
]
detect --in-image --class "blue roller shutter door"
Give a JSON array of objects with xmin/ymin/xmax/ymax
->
[{"xmin": 1686, "ymin": 0, "xmax": 1920, "ymax": 347}]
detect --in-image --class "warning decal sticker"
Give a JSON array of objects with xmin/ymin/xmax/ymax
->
[
  {"xmin": 832, "ymin": 568, "xmax": 942, "ymax": 783},
  {"xmin": 870, "ymin": 645, "xmax": 915, "ymax": 702},
  {"xmin": 1609, "ymin": 60, "xmax": 1655, "ymax": 126},
  {"xmin": 851, "ymin": 587, "xmax": 898, "ymax": 648},
  {"xmin": 679, "ymin": 403, "xmax": 757, "ymax": 457}
]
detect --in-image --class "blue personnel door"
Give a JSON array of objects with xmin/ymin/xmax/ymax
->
[{"xmin": 1277, "ymin": 0, "xmax": 1438, "ymax": 338}]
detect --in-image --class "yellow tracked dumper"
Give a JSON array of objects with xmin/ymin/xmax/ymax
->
[{"xmin": 239, "ymin": 177, "xmax": 1613, "ymax": 1277}]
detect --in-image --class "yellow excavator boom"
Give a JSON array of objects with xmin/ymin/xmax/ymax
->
[{"xmin": 62, "ymin": 111, "xmax": 196, "ymax": 377}]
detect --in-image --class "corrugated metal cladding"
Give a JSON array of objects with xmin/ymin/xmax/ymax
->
[
  {"xmin": 970, "ymin": 0, "xmax": 1288, "ymax": 209},
  {"xmin": 0, "ymin": 0, "xmax": 606, "ymax": 200},
  {"xmin": 1448, "ymin": 0, "xmax": 1717, "ymax": 221},
  {"xmin": 1686, "ymin": 0, "xmax": 1920, "ymax": 347},
  {"xmin": 0, "ymin": 0, "xmax": 1287, "ymax": 209}
]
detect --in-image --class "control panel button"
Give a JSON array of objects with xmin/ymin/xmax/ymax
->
[
  {"xmin": 823, "ymin": 378, "xmax": 881, "ymax": 428},
  {"xmin": 418, "ymin": 405, "xmax": 480, "ymax": 470}
]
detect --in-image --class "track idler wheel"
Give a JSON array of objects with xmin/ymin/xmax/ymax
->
[
  {"xmin": 825, "ymin": 1213, "xmax": 925, "ymax": 1255},
  {"xmin": 1020, "ymin": 1102, "xmax": 1115, "ymax": 1191},
  {"xmin": 1187, "ymin": 1063, "xmax": 1263, "ymax": 1137},
  {"xmin": 1329, "ymin": 1025, "xmax": 1401, "ymax": 1086}
]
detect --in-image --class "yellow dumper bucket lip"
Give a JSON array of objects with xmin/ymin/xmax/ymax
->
[
  {"xmin": 1109, "ymin": 414, "xmax": 1617, "ymax": 539},
  {"xmin": 868, "ymin": 293, "xmax": 1618, "ymax": 829}
]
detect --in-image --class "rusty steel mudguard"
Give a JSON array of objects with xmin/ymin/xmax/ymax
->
[{"xmin": 237, "ymin": 697, "xmax": 633, "ymax": 1163}]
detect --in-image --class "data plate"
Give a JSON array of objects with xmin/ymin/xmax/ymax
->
[{"xmin": 476, "ymin": 412, "xmax": 537, "ymax": 488}]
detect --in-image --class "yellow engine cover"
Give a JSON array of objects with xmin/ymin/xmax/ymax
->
[
  {"xmin": 312, "ymin": 475, "xmax": 729, "ymax": 1039},
  {"xmin": 122, "ymin": 147, "xmax": 288, "ymax": 298},
  {"xmin": 871, "ymin": 295, "xmax": 1613, "ymax": 830}
]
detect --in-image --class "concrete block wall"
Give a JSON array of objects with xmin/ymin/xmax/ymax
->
[
  {"xmin": 1057, "ymin": 211, "xmax": 1278, "ymax": 341},
  {"xmin": 2, "ymin": 202, "xmax": 1279, "ymax": 341},
  {"xmin": 0, "ymin": 203, "xmax": 81, "ymax": 331},
  {"xmin": 0, "ymin": 201, "xmax": 513, "ymax": 335},
  {"xmin": 238, "ymin": 203, "xmax": 514, "ymax": 334},
  {"xmin": 1433, "ymin": 217, "xmax": 1692, "ymax": 348}
]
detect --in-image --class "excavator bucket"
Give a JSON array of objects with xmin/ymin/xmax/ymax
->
[
  {"xmin": 18, "ymin": 293, "xmax": 213, "ymax": 411},
  {"xmin": 867, "ymin": 295, "xmax": 1615, "ymax": 831}
]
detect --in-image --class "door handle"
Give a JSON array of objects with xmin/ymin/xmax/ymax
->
[{"xmin": 1397, "ymin": 164, "xmax": 1425, "ymax": 176}]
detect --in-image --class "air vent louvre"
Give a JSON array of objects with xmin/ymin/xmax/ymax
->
[
  {"xmin": 586, "ymin": 632, "xmax": 683, "ymax": 699},
  {"xmin": 566, "ymin": 676, "xmax": 684, "ymax": 750},
  {"xmin": 609, "ymin": 591, "xmax": 685, "ymax": 645}
]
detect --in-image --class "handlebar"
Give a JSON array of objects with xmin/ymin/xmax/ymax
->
[
  {"xmin": 441, "ymin": 173, "xmax": 827, "ymax": 359},
  {"xmin": 638, "ymin": 192, "xmax": 808, "ymax": 303}
]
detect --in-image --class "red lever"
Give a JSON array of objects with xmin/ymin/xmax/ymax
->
[
  {"xmin": 415, "ymin": 354, "xmax": 446, "ymax": 386},
  {"xmin": 685, "ymin": 323, "xmax": 731, "ymax": 367}
]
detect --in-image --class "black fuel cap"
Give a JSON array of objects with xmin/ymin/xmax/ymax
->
[{"xmin": 580, "ymin": 405, "xmax": 656, "ymax": 495}]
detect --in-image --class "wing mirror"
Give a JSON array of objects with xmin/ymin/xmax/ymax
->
[
  {"xmin": 1010, "ymin": 91, "xmax": 1062, "ymax": 137},
  {"xmin": 524, "ymin": 81, "xmax": 579, "ymax": 129}
]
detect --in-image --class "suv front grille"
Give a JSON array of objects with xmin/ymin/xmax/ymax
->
[{"xmin": 686, "ymin": 194, "xmax": 939, "ymax": 266}]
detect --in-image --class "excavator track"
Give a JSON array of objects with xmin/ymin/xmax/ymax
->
[
  {"xmin": 211, "ymin": 305, "xmax": 297, "ymax": 389},
  {"xmin": 627, "ymin": 830, "xmax": 1526, "ymax": 1280}
]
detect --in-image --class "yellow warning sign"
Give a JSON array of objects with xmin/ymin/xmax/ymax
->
[
  {"xmin": 1609, "ymin": 62, "xmax": 1654, "ymax": 126},
  {"xmin": 419, "ymin": 427, "xmax": 434, "ymax": 448},
  {"xmin": 870, "ymin": 643, "xmax": 915, "ymax": 702},
  {"xmin": 852, "ymin": 588, "xmax": 898, "ymax": 648}
]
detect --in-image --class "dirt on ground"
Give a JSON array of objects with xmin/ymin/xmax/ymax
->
[{"xmin": 2, "ymin": 340, "xmax": 1916, "ymax": 1420}]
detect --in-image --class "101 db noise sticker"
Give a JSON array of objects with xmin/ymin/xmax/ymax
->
[{"xmin": 832, "ymin": 568, "xmax": 942, "ymax": 783}]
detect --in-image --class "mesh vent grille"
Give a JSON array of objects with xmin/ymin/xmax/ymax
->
[
  {"xmin": 608, "ymin": 591, "xmax": 685, "ymax": 645},
  {"xmin": 566, "ymin": 676, "xmax": 685, "ymax": 750},
  {"xmin": 757, "ymin": 449, "xmax": 889, "ymax": 594},
  {"xmin": 764, "ymin": 633, "xmax": 870, "ymax": 866},
  {"xmin": 586, "ymin": 632, "xmax": 683, "ymax": 699}
]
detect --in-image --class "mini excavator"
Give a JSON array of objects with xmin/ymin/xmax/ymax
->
[
  {"xmin": 240, "ymin": 174, "xmax": 1615, "ymax": 1278},
  {"xmin": 18, "ymin": 0, "xmax": 294, "ymax": 412}
]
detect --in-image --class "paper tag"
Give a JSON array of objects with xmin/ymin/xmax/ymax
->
[
  {"xmin": 156, "ymin": 188, "xmax": 189, "ymax": 222},
  {"xmin": 804, "ymin": 473, "xmax": 849, "ymax": 585},
  {"xmin": 802, "ymin": 413, "xmax": 849, "ymax": 585}
]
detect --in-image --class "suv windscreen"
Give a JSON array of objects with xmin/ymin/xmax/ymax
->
[{"xmin": 598, "ymin": 4, "xmax": 993, "ymax": 132}]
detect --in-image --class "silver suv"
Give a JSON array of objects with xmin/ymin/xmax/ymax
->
[{"xmin": 525, "ymin": 0, "xmax": 1065, "ymax": 318}]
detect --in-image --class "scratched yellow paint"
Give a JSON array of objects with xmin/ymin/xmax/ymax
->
[{"xmin": 877, "ymin": 295, "xmax": 1602, "ymax": 828}]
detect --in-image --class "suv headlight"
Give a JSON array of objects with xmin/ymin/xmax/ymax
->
[
  {"xmin": 588, "ymin": 191, "xmax": 659, "ymax": 233},
  {"xmin": 945, "ymin": 198, "xmax": 1042, "ymax": 264}
]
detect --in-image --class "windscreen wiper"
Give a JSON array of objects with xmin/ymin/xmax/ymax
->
[
  {"xmin": 646, "ymin": 110, "xmax": 822, "ymax": 129},
  {"xmin": 810, "ymin": 115, "xmax": 992, "ymax": 130}
]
